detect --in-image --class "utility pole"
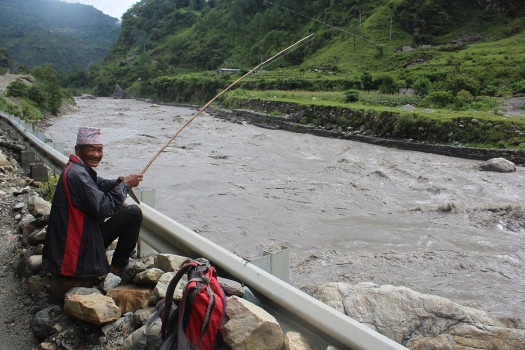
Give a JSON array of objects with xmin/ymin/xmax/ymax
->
[
  {"xmin": 359, "ymin": 10, "xmax": 362, "ymax": 27},
  {"xmin": 389, "ymin": 16, "xmax": 392, "ymax": 40}
]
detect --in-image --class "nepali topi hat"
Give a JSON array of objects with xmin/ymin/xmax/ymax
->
[{"xmin": 76, "ymin": 127, "xmax": 103, "ymax": 145}]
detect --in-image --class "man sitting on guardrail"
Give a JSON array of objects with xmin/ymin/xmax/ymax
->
[{"xmin": 43, "ymin": 127, "xmax": 143, "ymax": 278}]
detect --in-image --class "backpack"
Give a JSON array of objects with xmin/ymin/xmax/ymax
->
[{"xmin": 139, "ymin": 258, "xmax": 226, "ymax": 350}]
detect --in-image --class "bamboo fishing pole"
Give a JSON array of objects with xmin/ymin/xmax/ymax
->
[{"xmin": 139, "ymin": 33, "xmax": 315, "ymax": 176}]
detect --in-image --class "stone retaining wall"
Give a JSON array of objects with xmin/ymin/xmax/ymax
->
[{"xmin": 211, "ymin": 100, "xmax": 525, "ymax": 165}]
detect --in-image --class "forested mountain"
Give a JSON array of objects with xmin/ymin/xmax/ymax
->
[
  {"xmin": 106, "ymin": 0, "xmax": 524, "ymax": 70},
  {"xmin": 82, "ymin": 0, "xmax": 524, "ymax": 98},
  {"xmin": 0, "ymin": 0, "xmax": 120, "ymax": 71}
]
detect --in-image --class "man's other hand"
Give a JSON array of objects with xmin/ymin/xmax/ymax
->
[{"xmin": 124, "ymin": 174, "xmax": 143, "ymax": 188}]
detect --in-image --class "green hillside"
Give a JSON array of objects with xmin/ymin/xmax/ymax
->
[
  {"xmin": 0, "ymin": 0, "xmax": 120, "ymax": 71},
  {"xmin": 82, "ymin": 0, "xmax": 524, "ymax": 99}
]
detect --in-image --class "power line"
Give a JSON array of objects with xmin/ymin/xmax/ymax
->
[{"xmin": 262, "ymin": 0, "xmax": 383, "ymax": 47}]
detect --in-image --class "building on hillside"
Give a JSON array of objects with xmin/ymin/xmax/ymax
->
[
  {"xmin": 215, "ymin": 68, "xmax": 240, "ymax": 75},
  {"xmin": 399, "ymin": 87, "xmax": 415, "ymax": 95}
]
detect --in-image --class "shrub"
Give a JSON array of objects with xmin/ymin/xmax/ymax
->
[
  {"xmin": 6, "ymin": 79, "xmax": 29, "ymax": 98},
  {"xmin": 344, "ymin": 89, "xmax": 360, "ymax": 103},
  {"xmin": 377, "ymin": 74, "xmax": 398, "ymax": 94},
  {"xmin": 420, "ymin": 90, "xmax": 454, "ymax": 108},
  {"xmin": 456, "ymin": 89, "xmax": 474, "ymax": 103},
  {"xmin": 19, "ymin": 99, "xmax": 42, "ymax": 120},
  {"xmin": 445, "ymin": 74, "xmax": 480, "ymax": 96},
  {"xmin": 481, "ymin": 85, "xmax": 498, "ymax": 98},
  {"xmin": 511, "ymin": 80, "xmax": 525, "ymax": 94},
  {"xmin": 346, "ymin": 75, "xmax": 363, "ymax": 90},
  {"xmin": 453, "ymin": 90, "xmax": 474, "ymax": 110},
  {"xmin": 375, "ymin": 44, "xmax": 385, "ymax": 59},
  {"xmin": 361, "ymin": 70, "xmax": 374, "ymax": 91},
  {"xmin": 393, "ymin": 113, "xmax": 417, "ymax": 138},
  {"xmin": 40, "ymin": 175, "xmax": 59, "ymax": 202}
]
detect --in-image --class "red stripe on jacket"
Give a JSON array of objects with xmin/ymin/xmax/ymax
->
[{"xmin": 60, "ymin": 159, "xmax": 85, "ymax": 276}]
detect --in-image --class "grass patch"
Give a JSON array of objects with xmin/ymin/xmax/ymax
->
[{"xmin": 222, "ymin": 89, "xmax": 525, "ymax": 149}]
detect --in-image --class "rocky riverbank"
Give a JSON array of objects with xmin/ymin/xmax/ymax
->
[{"xmin": 2, "ymin": 115, "xmax": 525, "ymax": 349}]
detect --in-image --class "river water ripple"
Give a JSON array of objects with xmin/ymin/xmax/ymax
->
[{"xmin": 44, "ymin": 98, "xmax": 525, "ymax": 320}]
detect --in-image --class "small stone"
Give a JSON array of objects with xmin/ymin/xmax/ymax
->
[
  {"xmin": 218, "ymin": 277, "xmax": 245, "ymax": 297},
  {"xmin": 40, "ymin": 342, "xmax": 57, "ymax": 350},
  {"xmin": 12, "ymin": 202, "xmax": 25, "ymax": 211},
  {"xmin": 102, "ymin": 273, "xmax": 122, "ymax": 292}
]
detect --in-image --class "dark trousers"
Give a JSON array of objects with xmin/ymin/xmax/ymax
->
[{"xmin": 101, "ymin": 205, "xmax": 143, "ymax": 268}]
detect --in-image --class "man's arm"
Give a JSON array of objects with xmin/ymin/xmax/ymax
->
[
  {"xmin": 97, "ymin": 174, "xmax": 143, "ymax": 191},
  {"xmin": 69, "ymin": 169, "xmax": 128, "ymax": 220}
]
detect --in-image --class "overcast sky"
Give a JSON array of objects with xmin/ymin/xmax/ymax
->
[{"xmin": 60, "ymin": 0, "xmax": 139, "ymax": 19}]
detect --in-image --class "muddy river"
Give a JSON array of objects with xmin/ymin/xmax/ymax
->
[{"xmin": 43, "ymin": 97, "xmax": 525, "ymax": 320}]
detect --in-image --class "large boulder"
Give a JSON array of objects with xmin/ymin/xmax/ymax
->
[
  {"xmin": 154, "ymin": 254, "xmax": 188, "ymax": 272},
  {"xmin": 27, "ymin": 195, "xmax": 51, "ymax": 217},
  {"xmin": 106, "ymin": 285, "xmax": 152, "ymax": 313},
  {"xmin": 149, "ymin": 271, "xmax": 187, "ymax": 305},
  {"xmin": 28, "ymin": 227, "xmax": 47, "ymax": 245},
  {"xmin": 284, "ymin": 331, "xmax": 313, "ymax": 350},
  {"xmin": 220, "ymin": 296, "xmax": 284, "ymax": 350},
  {"xmin": 315, "ymin": 282, "xmax": 525, "ymax": 349},
  {"xmin": 113, "ymin": 85, "xmax": 127, "ymax": 99},
  {"xmin": 0, "ymin": 150, "xmax": 9, "ymax": 166},
  {"xmin": 134, "ymin": 268, "xmax": 164, "ymax": 286},
  {"xmin": 64, "ymin": 287, "xmax": 121, "ymax": 325},
  {"xmin": 80, "ymin": 93, "xmax": 96, "ymax": 99},
  {"xmin": 478, "ymin": 158, "xmax": 516, "ymax": 173}
]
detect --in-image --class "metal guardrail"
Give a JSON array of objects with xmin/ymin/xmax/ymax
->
[{"xmin": 0, "ymin": 111, "xmax": 408, "ymax": 350}]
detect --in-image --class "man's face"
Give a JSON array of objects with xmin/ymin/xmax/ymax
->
[{"xmin": 76, "ymin": 144, "xmax": 103, "ymax": 168}]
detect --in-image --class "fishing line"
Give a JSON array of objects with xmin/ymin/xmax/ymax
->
[{"xmin": 139, "ymin": 33, "xmax": 316, "ymax": 176}]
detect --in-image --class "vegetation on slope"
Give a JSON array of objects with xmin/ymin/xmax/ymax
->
[
  {"xmin": 0, "ymin": 64, "xmax": 71, "ymax": 120},
  {"xmin": 0, "ymin": 47, "xmax": 11, "ymax": 75},
  {"xmin": 0, "ymin": 0, "xmax": 120, "ymax": 71}
]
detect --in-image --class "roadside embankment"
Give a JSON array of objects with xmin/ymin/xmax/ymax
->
[{"xmin": 3, "ymin": 107, "xmax": 525, "ymax": 350}]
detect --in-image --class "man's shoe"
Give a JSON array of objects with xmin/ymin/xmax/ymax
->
[{"xmin": 110, "ymin": 259, "xmax": 137, "ymax": 276}]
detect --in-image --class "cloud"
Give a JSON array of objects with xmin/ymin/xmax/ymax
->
[{"xmin": 61, "ymin": 0, "xmax": 138, "ymax": 19}]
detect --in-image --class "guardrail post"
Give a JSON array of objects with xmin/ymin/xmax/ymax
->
[
  {"xmin": 54, "ymin": 143, "xmax": 65, "ymax": 155},
  {"xmin": 30, "ymin": 165, "xmax": 49, "ymax": 182},
  {"xmin": 21, "ymin": 151, "xmax": 36, "ymax": 169},
  {"xmin": 249, "ymin": 245, "xmax": 290, "ymax": 282},
  {"xmin": 137, "ymin": 190, "xmax": 157, "ymax": 258}
]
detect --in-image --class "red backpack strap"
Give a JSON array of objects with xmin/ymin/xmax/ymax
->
[
  {"xmin": 180, "ymin": 263, "xmax": 225, "ymax": 349},
  {"xmin": 161, "ymin": 260, "xmax": 198, "ymax": 340}
]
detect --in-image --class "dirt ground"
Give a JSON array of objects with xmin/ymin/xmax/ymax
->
[{"xmin": 0, "ymin": 129, "xmax": 41, "ymax": 349}]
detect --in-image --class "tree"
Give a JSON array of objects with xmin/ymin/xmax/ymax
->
[
  {"xmin": 361, "ymin": 70, "xmax": 374, "ymax": 91},
  {"xmin": 377, "ymin": 74, "xmax": 397, "ymax": 94},
  {"xmin": 481, "ymin": 85, "xmax": 498, "ymax": 98},
  {"xmin": 412, "ymin": 76, "xmax": 432, "ymax": 97},
  {"xmin": 31, "ymin": 63, "xmax": 62, "ymax": 114}
]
